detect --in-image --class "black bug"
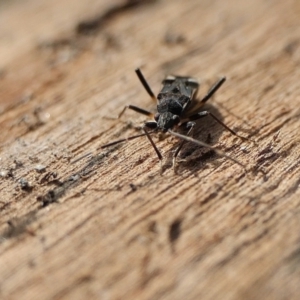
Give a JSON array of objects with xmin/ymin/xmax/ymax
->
[{"xmin": 102, "ymin": 68, "xmax": 246, "ymax": 170}]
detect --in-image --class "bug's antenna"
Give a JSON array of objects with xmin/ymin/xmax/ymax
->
[
  {"xmin": 71, "ymin": 130, "xmax": 155, "ymax": 164},
  {"xmin": 100, "ymin": 130, "xmax": 156, "ymax": 149},
  {"xmin": 168, "ymin": 129, "xmax": 245, "ymax": 168},
  {"xmin": 71, "ymin": 131, "xmax": 156, "ymax": 164},
  {"xmin": 135, "ymin": 68, "xmax": 156, "ymax": 102}
]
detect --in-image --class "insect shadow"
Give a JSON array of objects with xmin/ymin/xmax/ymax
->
[
  {"xmin": 102, "ymin": 68, "xmax": 248, "ymax": 174},
  {"xmin": 163, "ymin": 102, "xmax": 235, "ymax": 173}
]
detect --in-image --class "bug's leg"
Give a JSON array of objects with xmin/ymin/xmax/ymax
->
[
  {"xmin": 135, "ymin": 68, "xmax": 157, "ymax": 103},
  {"xmin": 168, "ymin": 129, "xmax": 245, "ymax": 168},
  {"xmin": 104, "ymin": 104, "xmax": 154, "ymax": 120},
  {"xmin": 118, "ymin": 105, "xmax": 153, "ymax": 119},
  {"xmin": 200, "ymin": 77, "xmax": 226, "ymax": 104},
  {"xmin": 143, "ymin": 122, "xmax": 164, "ymax": 173},
  {"xmin": 100, "ymin": 132, "xmax": 153, "ymax": 149},
  {"xmin": 189, "ymin": 111, "xmax": 247, "ymax": 141},
  {"xmin": 172, "ymin": 122, "xmax": 196, "ymax": 172}
]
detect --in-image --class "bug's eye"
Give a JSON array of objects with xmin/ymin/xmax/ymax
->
[
  {"xmin": 172, "ymin": 115, "xmax": 180, "ymax": 124},
  {"xmin": 154, "ymin": 113, "xmax": 160, "ymax": 121}
]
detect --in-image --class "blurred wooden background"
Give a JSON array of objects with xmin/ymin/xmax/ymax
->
[{"xmin": 1, "ymin": 0, "xmax": 300, "ymax": 299}]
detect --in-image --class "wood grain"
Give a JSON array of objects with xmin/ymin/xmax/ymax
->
[{"xmin": 1, "ymin": 0, "xmax": 300, "ymax": 299}]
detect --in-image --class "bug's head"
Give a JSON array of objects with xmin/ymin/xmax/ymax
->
[{"xmin": 155, "ymin": 112, "xmax": 180, "ymax": 132}]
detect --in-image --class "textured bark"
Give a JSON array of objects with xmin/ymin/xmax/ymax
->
[{"xmin": 1, "ymin": 0, "xmax": 300, "ymax": 299}]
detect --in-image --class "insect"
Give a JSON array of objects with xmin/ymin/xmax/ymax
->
[{"xmin": 102, "ymin": 68, "xmax": 246, "ymax": 171}]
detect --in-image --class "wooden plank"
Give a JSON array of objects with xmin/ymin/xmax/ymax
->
[{"xmin": 1, "ymin": 0, "xmax": 300, "ymax": 299}]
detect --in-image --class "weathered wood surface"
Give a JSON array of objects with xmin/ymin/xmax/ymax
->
[{"xmin": 1, "ymin": 0, "xmax": 300, "ymax": 299}]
